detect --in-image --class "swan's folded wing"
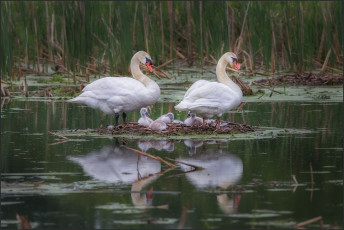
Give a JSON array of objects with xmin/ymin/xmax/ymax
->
[
  {"xmin": 183, "ymin": 80, "xmax": 211, "ymax": 98},
  {"xmin": 184, "ymin": 82, "xmax": 229, "ymax": 102},
  {"xmin": 83, "ymin": 77, "xmax": 144, "ymax": 92}
]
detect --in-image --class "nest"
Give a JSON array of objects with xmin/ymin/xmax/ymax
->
[
  {"xmin": 254, "ymin": 73, "xmax": 343, "ymax": 86},
  {"xmin": 96, "ymin": 122, "xmax": 255, "ymax": 136}
]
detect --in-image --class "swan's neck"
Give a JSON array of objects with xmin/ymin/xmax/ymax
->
[
  {"xmin": 216, "ymin": 57, "xmax": 242, "ymax": 94},
  {"xmin": 131, "ymin": 58, "xmax": 151, "ymax": 87}
]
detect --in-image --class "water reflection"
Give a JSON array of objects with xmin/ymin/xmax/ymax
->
[
  {"xmin": 183, "ymin": 139, "xmax": 204, "ymax": 155},
  {"xmin": 138, "ymin": 140, "xmax": 174, "ymax": 152},
  {"xmin": 177, "ymin": 144, "xmax": 243, "ymax": 214},
  {"xmin": 68, "ymin": 141, "xmax": 161, "ymax": 208}
]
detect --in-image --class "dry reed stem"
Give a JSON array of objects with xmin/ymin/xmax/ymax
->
[
  {"xmin": 48, "ymin": 131, "xmax": 68, "ymax": 140},
  {"xmin": 122, "ymin": 146, "xmax": 176, "ymax": 168},
  {"xmin": 321, "ymin": 49, "xmax": 331, "ymax": 73},
  {"xmin": 235, "ymin": 1, "xmax": 250, "ymax": 54},
  {"xmin": 157, "ymin": 59, "xmax": 174, "ymax": 69},
  {"xmin": 295, "ymin": 216, "xmax": 323, "ymax": 229},
  {"xmin": 168, "ymin": 1, "xmax": 173, "ymax": 59}
]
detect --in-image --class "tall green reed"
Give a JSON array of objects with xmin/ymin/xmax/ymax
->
[{"xmin": 1, "ymin": 1, "xmax": 342, "ymax": 81}]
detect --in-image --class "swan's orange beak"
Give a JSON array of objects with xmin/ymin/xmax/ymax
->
[
  {"xmin": 233, "ymin": 60, "xmax": 240, "ymax": 70},
  {"xmin": 146, "ymin": 62, "xmax": 153, "ymax": 72}
]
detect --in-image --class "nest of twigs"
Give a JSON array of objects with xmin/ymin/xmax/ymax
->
[
  {"xmin": 254, "ymin": 73, "xmax": 343, "ymax": 86},
  {"xmin": 96, "ymin": 122, "xmax": 255, "ymax": 136}
]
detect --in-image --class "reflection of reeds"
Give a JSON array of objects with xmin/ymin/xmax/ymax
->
[{"xmin": 1, "ymin": 2, "xmax": 342, "ymax": 80}]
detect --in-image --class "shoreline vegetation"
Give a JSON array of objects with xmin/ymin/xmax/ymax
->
[{"xmin": 1, "ymin": 1, "xmax": 343, "ymax": 84}]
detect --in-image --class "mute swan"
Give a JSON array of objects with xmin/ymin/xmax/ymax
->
[
  {"xmin": 138, "ymin": 107, "xmax": 153, "ymax": 127},
  {"xmin": 149, "ymin": 120, "xmax": 167, "ymax": 131},
  {"xmin": 177, "ymin": 145, "xmax": 243, "ymax": 214},
  {"xmin": 67, "ymin": 51, "xmax": 160, "ymax": 126},
  {"xmin": 184, "ymin": 112, "xmax": 203, "ymax": 126},
  {"xmin": 67, "ymin": 142, "xmax": 161, "ymax": 184},
  {"xmin": 157, "ymin": 112, "xmax": 174, "ymax": 124},
  {"xmin": 175, "ymin": 52, "xmax": 241, "ymax": 129}
]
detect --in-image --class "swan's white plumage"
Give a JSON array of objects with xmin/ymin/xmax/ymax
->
[
  {"xmin": 68, "ymin": 51, "xmax": 160, "ymax": 115},
  {"xmin": 175, "ymin": 52, "xmax": 242, "ymax": 119}
]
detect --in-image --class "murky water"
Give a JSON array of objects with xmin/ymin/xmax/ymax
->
[{"xmin": 1, "ymin": 97, "xmax": 343, "ymax": 229}]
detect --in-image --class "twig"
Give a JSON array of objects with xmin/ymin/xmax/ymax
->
[
  {"xmin": 122, "ymin": 146, "xmax": 176, "ymax": 168},
  {"xmin": 251, "ymin": 81, "xmax": 283, "ymax": 94},
  {"xmin": 166, "ymin": 157, "xmax": 204, "ymax": 170},
  {"xmin": 291, "ymin": 175, "xmax": 298, "ymax": 185},
  {"xmin": 157, "ymin": 59, "xmax": 174, "ymax": 69},
  {"xmin": 48, "ymin": 140, "xmax": 68, "ymax": 146},
  {"xmin": 295, "ymin": 216, "xmax": 323, "ymax": 229},
  {"xmin": 48, "ymin": 131, "xmax": 68, "ymax": 140}
]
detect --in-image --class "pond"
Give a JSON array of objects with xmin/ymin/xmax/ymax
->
[{"xmin": 1, "ymin": 73, "xmax": 343, "ymax": 229}]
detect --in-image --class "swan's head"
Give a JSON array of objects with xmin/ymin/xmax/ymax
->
[
  {"xmin": 140, "ymin": 107, "xmax": 150, "ymax": 117},
  {"xmin": 225, "ymin": 52, "xmax": 240, "ymax": 70},
  {"xmin": 135, "ymin": 51, "xmax": 153, "ymax": 72}
]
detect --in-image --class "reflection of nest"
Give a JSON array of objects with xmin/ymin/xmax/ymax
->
[
  {"xmin": 254, "ymin": 73, "xmax": 343, "ymax": 86},
  {"xmin": 97, "ymin": 122, "xmax": 255, "ymax": 136}
]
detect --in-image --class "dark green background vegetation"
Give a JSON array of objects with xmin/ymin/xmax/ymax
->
[{"xmin": 1, "ymin": 1, "xmax": 343, "ymax": 80}]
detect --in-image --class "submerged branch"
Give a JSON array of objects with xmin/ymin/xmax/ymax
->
[
  {"xmin": 122, "ymin": 146, "xmax": 176, "ymax": 168},
  {"xmin": 166, "ymin": 157, "xmax": 204, "ymax": 170}
]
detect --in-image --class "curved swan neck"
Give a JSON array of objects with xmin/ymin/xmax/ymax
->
[
  {"xmin": 131, "ymin": 56, "xmax": 151, "ymax": 86},
  {"xmin": 216, "ymin": 54, "xmax": 241, "ymax": 94}
]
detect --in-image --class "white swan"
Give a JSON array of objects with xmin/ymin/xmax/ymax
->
[
  {"xmin": 177, "ymin": 146, "xmax": 243, "ymax": 214},
  {"xmin": 156, "ymin": 112, "xmax": 174, "ymax": 124},
  {"xmin": 175, "ymin": 52, "xmax": 241, "ymax": 129},
  {"xmin": 138, "ymin": 107, "xmax": 153, "ymax": 127},
  {"xmin": 184, "ymin": 112, "xmax": 203, "ymax": 126},
  {"xmin": 67, "ymin": 51, "xmax": 160, "ymax": 125},
  {"xmin": 67, "ymin": 143, "xmax": 161, "ymax": 184}
]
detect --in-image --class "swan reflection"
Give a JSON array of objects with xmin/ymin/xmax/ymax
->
[
  {"xmin": 68, "ymin": 142, "xmax": 161, "ymax": 208},
  {"xmin": 178, "ymin": 144, "xmax": 243, "ymax": 214}
]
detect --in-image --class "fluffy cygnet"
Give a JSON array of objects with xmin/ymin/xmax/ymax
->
[
  {"xmin": 184, "ymin": 112, "xmax": 203, "ymax": 126},
  {"xmin": 157, "ymin": 112, "xmax": 174, "ymax": 124},
  {"xmin": 138, "ymin": 108, "xmax": 153, "ymax": 127},
  {"xmin": 149, "ymin": 120, "xmax": 167, "ymax": 131}
]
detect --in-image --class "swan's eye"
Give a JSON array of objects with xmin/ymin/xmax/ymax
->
[
  {"xmin": 145, "ymin": 57, "xmax": 153, "ymax": 72},
  {"xmin": 145, "ymin": 57, "xmax": 153, "ymax": 66}
]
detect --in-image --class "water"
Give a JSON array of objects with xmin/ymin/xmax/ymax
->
[{"xmin": 1, "ymin": 98, "xmax": 343, "ymax": 229}]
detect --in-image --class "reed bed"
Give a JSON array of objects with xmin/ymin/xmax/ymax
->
[{"xmin": 1, "ymin": 1, "xmax": 342, "ymax": 81}]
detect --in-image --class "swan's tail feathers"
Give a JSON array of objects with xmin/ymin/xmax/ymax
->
[
  {"xmin": 174, "ymin": 102, "xmax": 188, "ymax": 111},
  {"xmin": 67, "ymin": 97, "xmax": 81, "ymax": 103}
]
